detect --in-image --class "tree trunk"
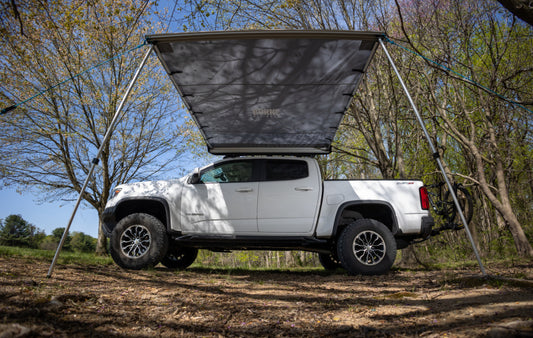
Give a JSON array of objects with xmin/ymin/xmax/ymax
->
[
  {"xmin": 96, "ymin": 214, "xmax": 108, "ymax": 256},
  {"xmin": 436, "ymin": 102, "xmax": 533, "ymax": 258},
  {"xmin": 501, "ymin": 204, "xmax": 533, "ymax": 257},
  {"xmin": 398, "ymin": 246, "xmax": 420, "ymax": 269},
  {"xmin": 472, "ymin": 147, "xmax": 533, "ymax": 257}
]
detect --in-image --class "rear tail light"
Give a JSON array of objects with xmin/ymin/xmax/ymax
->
[{"xmin": 419, "ymin": 186, "xmax": 429, "ymax": 210}]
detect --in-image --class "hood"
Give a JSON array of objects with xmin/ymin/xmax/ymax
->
[{"xmin": 109, "ymin": 177, "xmax": 187, "ymax": 204}]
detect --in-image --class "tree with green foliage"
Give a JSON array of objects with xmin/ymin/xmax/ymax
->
[
  {"xmin": 0, "ymin": 0, "xmax": 193, "ymax": 255},
  {"xmin": 392, "ymin": 0, "xmax": 533, "ymax": 257},
  {"xmin": 0, "ymin": 214, "xmax": 44, "ymax": 248},
  {"xmin": 51, "ymin": 227, "xmax": 71, "ymax": 251},
  {"xmin": 70, "ymin": 231, "xmax": 97, "ymax": 253}
]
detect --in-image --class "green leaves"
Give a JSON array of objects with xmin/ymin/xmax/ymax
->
[
  {"xmin": 0, "ymin": 0, "xmax": 195, "ymax": 251},
  {"xmin": 0, "ymin": 214, "xmax": 44, "ymax": 248}
]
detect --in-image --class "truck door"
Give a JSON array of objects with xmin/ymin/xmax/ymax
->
[
  {"xmin": 181, "ymin": 159, "xmax": 259, "ymax": 234},
  {"xmin": 258, "ymin": 159, "xmax": 321, "ymax": 234}
]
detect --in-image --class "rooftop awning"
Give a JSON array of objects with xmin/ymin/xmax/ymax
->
[{"xmin": 145, "ymin": 30, "xmax": 383, "ymax": 155}]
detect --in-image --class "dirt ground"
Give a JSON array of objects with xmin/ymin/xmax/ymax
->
[{"xmin": 1, "ymin": 257, "xmax": 533, "ymax": 337}]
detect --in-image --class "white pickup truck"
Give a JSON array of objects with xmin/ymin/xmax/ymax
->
[{"xmin": 103, "ymin": 156, "xmax": 433, "ymax": 275}]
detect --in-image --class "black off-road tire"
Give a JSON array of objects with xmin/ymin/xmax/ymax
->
[
  {"xmin": 110, "ymin": 213, "xmax": 168, "ymax": 270},
  {"xmin": 161, "ymin": 246, "xmax": 198, "ymax": 270},
  {"xmin": 318, "ymin": 252, "xmax": 342, "ymax": 271},
  {"xmin": 337, "ymin": 219, "xmax": 397, "ymax": 275}
]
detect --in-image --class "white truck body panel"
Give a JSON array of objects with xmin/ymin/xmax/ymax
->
[
  {"xmin": 181, "ymin": 181, "xmax": 259, "ymax": 235},
  {"xmin": 257, "ymin": 158, "xmax": 322, "ymax": 234},
  {"xmin": 105, "ymin": 157, "xmax": 429, "ymax": 239},
  {"xmin": 315, "ymin": 180, "xmax": 427, "ymax": 237}
]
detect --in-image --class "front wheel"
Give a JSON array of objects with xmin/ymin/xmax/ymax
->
[
  {"xmin": 110, "ymin": 213, "xmax": 168, "ymax": 270},
  {"xmin": 318, "ymin": 252, "xmax": 342, "ymax": 271},
  {"xmin": 337, "ymin": 219, "xmax": 397, "ymax": 275},
  {"xmin": 161, "ymin": 246, "xmax": 198, "ymax": 270}
]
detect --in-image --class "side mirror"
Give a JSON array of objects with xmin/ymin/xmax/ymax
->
[{"xmin": 188, "ymin": 168, "xmax": 201, "ymax": 184}]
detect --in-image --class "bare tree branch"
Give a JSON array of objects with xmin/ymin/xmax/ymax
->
[{"xmin": 497, "ymin": 0, "xmax": 533, "ymax": 26}]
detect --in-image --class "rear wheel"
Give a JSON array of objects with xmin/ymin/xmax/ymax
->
[
  {"xmin": 110, "ymin": 213, "xmax": 168, "ymax": 270},
  {"xmin": 337, "ymin": 219, "xmax": 396, "ymax": 275},
  {"xmin": 161, "ymin": 246, "xmax": 198, "ymax": 270}
]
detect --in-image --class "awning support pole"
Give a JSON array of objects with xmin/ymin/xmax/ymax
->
[
  {"xmin": 47, "ymin": 45, "xmax": 154, "ymax": 278},
  {"xmin": 378, "ymin": 38, "xmax": 486, "ymax": 276}
]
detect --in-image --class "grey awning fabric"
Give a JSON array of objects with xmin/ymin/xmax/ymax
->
[{"xmin": 145, "ymin": 30, "xmax": 383, "ymax": 155}]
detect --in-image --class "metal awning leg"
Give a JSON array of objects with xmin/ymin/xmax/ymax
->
[
  {"xmin": 47, "ymin": 45, "xmax": 154, "ymax": 278},
  {"xmin": 378, "ymin": 38, "xmax": 486, "ymax": 276}
]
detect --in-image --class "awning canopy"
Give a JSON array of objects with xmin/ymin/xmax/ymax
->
[{"xmin": 145, "ymin": 30, "xmax": 383, "ymax": 155}]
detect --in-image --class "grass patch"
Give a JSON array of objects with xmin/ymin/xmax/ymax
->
[
  {"xmin": 395, "ymin": 249, "xmax": 533, "ymax": 273},
  {"xmin": 0, "ymin": 245, "xmax": 113, "ymax": 266},
  {"xmin": 3, "ymin": 245, "xmax": 529, "ymax": 277}
]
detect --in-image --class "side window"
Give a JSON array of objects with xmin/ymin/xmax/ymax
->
[
  {"xmin": 200, "ymin": 161, "xmax": 254, "ymax": 183},
  {"xmin": 265, "ymin": 160, "xmax": 308, "ymax": 181}
]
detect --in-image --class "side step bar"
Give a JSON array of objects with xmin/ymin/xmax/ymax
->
[{"xmin": 170, "ymin": 234, "xmax": 331, "ymax": 253}]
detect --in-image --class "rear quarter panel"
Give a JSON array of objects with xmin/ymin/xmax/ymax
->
[{"xmin": 315, "ymin": 180, "xmax": 428, "ymax": 237}]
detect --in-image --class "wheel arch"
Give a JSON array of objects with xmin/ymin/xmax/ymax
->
[
  {"xmin": 332, "ymin": 200, "xmax": 399, "ymax": 238},
  {"xmin": 111, "ymin": 197, "xmax": 171, "ymax": 234}
]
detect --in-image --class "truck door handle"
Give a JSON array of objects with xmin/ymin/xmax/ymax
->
[
  {"xmin": 295, "ymin": 187, "xmax": 313, "ymax": 191},
  {"xmin": 235, "ymin": 187, "xmax": 253, "ymax": 192}
]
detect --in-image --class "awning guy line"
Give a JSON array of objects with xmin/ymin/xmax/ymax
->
[
  {"xmin": 383, "ymin": 36, "xmax": 533, "ymax": 115},
  {"xmin": 1, "ymin": 42, "xmax": 147, "ymax": 116}
]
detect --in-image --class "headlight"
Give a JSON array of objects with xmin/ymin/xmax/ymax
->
[{"xmin": 110, "ymin": 188, "xmax": 122, "ymax": 200}]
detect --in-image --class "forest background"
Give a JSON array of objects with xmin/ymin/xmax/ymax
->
[{"xmin": 0, "ymin": 0, "xmax": 531, "ymax": 268}]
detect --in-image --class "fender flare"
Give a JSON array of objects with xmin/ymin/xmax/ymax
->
[
  {"xmin": 107, "ymin": 196, "xmax": 172, "ymax": 233},
  {"xmin": 331, "ymin": 200, "xmax": 399, "ymax": 237}
]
